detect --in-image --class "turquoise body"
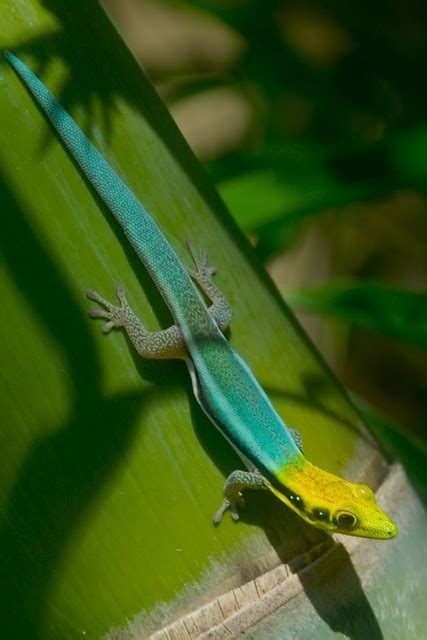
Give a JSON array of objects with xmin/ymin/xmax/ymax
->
[{"xmin": 6, "ymin": 52, "xmax": 302, "ymax": 482}]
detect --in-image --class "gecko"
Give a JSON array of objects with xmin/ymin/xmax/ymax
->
[{"xmin": 5, "ymin": 52, "xmax": 397, "ymax": 540}]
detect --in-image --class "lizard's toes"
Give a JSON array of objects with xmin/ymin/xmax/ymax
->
[
  {"xmin": 86, "ymin": 288, "xmax": 100, "ymax": 301},
  {"xmin": 102, "ymin": 320, "xmax": 116, "ymax": 334},
  {"xmin": 230, "ymin": 509, "xmax": 240, "ymax": 521},
  {"xmin": 89, "ymin": 308, "xmax": 111, "ymax": 320},
  {"xmin": 115, "ymin": 283, "xmax": 127, "ymax": 303},
  {"xmin": 86, "ymin": 288, "xmax": 108, "ymax": 305},
  {"xmin": 186, "ymin": 237, "xmax": 196, "ymax": 259},
  {"xmin": 213, "ymin": 498, "xmax": 230, "ymax": 525}
]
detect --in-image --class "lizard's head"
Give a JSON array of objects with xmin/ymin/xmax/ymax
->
[{"xmin": 267, "ymin": 459, "xmax": 397, "ymax": 539}]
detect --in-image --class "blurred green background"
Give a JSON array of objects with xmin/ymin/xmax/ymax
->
[{"xmin": 104, "ymin": 0, "xmax": 427, "ymax": 442}]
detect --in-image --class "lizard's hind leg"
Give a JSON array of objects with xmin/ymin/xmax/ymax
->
[
  {"xmin": 87, "ymin": 284, "xmax": 186, "ymax": 360},
  {"xmin": 187, "ymin": 238, "xmax": 232, "ymax": 332}
]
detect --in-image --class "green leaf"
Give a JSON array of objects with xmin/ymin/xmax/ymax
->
[
  {"xmin": 216, "ymin": 151, "xmax": 386, "ymax": 234},
  {"xmin": 0, "ymin": 2, "xmax": 397, "ymax": 639},
  {"xmin": 286, "ymin": 281, "xmax": 427, "ymax": 349}
]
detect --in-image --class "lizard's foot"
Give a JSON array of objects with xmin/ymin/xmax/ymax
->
[
  {"xmin": 87, "ymin": 284, "xmax": 132, "ymax": 333},
  {"xmin": 187, "ymin": 237, "xmax": 216, "ymax": 284},
  {"xmin": 213, "ymin": 470, "xmax": 266, "ymax": 525},
  {"xmin": 185, "ymin": 237, "xmax": 232, "ymax": 332},
  {"xmin": 289, "ymin": 427, "xmax": 304, "ymax": 453},
  {"xmin": 213, "ymin": 494, "xmax": 244, "ymax": 525}
]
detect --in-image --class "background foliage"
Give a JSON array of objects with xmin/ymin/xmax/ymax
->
[{"xmin": 104, "ymin": 0, "xmax": 427, "ymax": 441}]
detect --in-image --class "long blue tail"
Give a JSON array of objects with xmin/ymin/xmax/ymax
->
[
  {"xmin": 5, "ymin": 51, "xmax": 212, "ymax": 336},
  {"xmin": 6, "ymin": 53, "xmax": 306, "ymax": 475}
]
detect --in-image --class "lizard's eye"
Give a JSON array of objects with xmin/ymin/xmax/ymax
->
[{"xmin": 335, "ymin": 511, "xmax": 358, "ymax": 530}]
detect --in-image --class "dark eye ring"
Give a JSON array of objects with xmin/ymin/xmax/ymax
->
[{"xmin": 336, "ymin": 511, "xmax": 357, "ymax": 530}]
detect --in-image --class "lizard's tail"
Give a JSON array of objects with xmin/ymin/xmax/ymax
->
[{"xmin": 5, "ymin": 51, "xmax": 208, "ymax": 332}]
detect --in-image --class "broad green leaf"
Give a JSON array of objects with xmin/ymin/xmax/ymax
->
[
  {"xmin": 216, "ymin": 154, "xmax": 385, "ymax": 234},
  {"xmin": 0, "ymin": 2, "xmax": 397, "ymax": 639},
  {"xmin": 286, "ymin": 282, "xmax": 427, "ymax": 350},
  {"xmin": 217, "ymin": 127, "xmax": 427, "ymax": 258}
]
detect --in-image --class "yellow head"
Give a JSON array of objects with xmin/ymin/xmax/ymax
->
[{"xmin": 267, "ymin": 459, "xmax": 397, "ymax": 539}]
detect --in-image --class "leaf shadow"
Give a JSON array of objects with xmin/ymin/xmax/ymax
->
[
  {"xmin": 296, "ymin": 542, "xmax": 384, "ymax": 639},
  {"xmin": 0, "ymin": 173, "xmax": 181, "ymax": 638}
]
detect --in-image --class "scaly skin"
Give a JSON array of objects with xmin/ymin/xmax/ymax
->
[{"xmin": 6, "ymin": 52, "xmax": 397, "ymax": 540}]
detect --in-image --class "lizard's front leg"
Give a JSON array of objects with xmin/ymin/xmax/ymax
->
[
  {"xmin": 187, "ymin": 238, "xmax": 232, "ymax": 332},
  {"xmin": 214, "ymin": 470, "xmax": 267, "ymax": 524},
  {"xmin": 87, "ymin": 284, "xmax": 186, "ymax": 360}
]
